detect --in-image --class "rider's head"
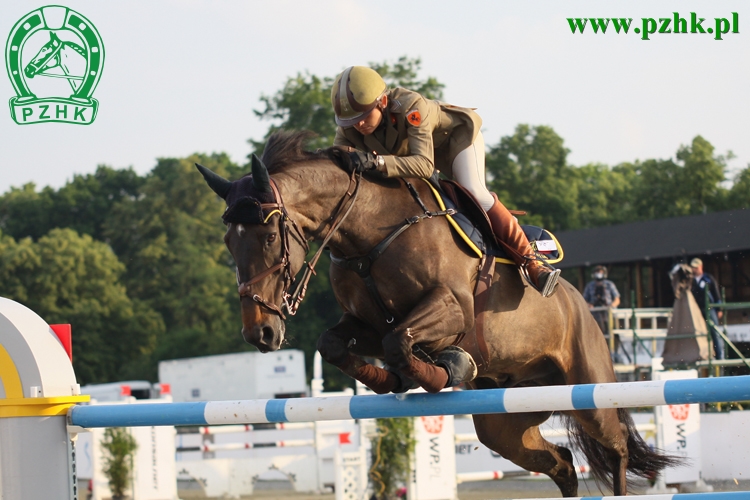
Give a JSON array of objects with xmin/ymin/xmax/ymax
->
[{"xmin": 331, "ymin": 66, "xmax": 388, "ymax": 135}]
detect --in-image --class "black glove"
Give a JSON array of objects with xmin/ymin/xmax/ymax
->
[{"xmin": 347, "ymin": 151, "xmax": 379, "ymax": 173}]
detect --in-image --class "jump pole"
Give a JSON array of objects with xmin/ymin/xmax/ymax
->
[
  {"xmin": 518, "ymin": 493, "xmax": 748, "ymax": 500},
  {"xmin": 69, "ymin": 375, "xmax": 750, "ymax": 428}
]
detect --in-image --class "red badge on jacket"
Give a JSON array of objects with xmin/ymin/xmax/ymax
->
[{"xmin": 406, "ymin": 109, "xmax": 422, "ymax": 126}]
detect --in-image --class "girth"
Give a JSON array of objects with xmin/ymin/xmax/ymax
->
[{"xmin": 330, "ymin": 180, "xmax": 456, "ymax": 324}]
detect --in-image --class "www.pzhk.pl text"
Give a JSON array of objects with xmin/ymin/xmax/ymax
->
[{"xmin": 567, "ymin": 13, "xmax": 739, "ymax": 40}]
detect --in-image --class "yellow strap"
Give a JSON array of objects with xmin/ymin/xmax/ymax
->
[
  {"xmin": 420, "ymin": 180, "xmax": 483, "ymax": 259},
  {"xmin": 419, "ymin": 180, "xmax": 515, "ymax": 264},
  {"xmin": 419, "ymin": 179, "xmax": 563, "ymax": 266},
  {"xmin": 263, "ymin": 209, "xmax": 282, "ymax": 224},
  {"xmin": 0, "ymin": 344, "xmax": 23, "ymax": 399},
  {"xmin": 0, "ymin": 395, "xmax": 91, "ymax": 418}
]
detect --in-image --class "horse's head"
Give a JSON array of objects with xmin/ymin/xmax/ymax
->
[
  {"xmin": 197, "ymin": 156, "xmax": 309, "ymax": 352},
  {"xmin": 25, "ymin": 32, "xmax": 62, "ymax": 79},
  {"xmin": 669, "ymin": 263, "xmax": 693, "ymax": 299}
]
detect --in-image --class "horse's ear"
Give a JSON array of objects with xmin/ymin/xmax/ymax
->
[
  {"xmin": 251, "ymin": 154, "xmax": 272, "ymax": 193},
  {"xmin": 195, "ymin": 163, "xmax": 232, "ymax": 200}
]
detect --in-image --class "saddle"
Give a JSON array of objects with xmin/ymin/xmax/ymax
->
[{"xmin": 424, "ymin": 177, "xmax": 563, "ymax": 266}]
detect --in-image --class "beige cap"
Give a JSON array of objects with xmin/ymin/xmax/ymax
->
[
  {"xmin": 331, "ymin": 66, "xmax": 387, "ymax": 127},
  {"xmin": 690, "ymin": 257, "xmax": 703, "ymax": 268}
]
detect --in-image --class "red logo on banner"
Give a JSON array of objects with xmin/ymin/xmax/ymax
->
[
  {"xmin": 421, "ymin": 415, "xmax": 444, "ymax": 434},
  {"xmin": 668, "ymin": 404, "xmax": 690, "ymax": 421},
  {"xmin": 338, "ymin": 432, "xmax": 351, "ymax": 445}
]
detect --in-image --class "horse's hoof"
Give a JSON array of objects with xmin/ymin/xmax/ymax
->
[{"xmin": 436, "ymin": 346, "xmax": 478, "ymax": 387}]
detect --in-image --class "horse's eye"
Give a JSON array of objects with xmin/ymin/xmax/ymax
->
[{"xmin": 266, "ymin": 234, "xmax": 277, "ymax": 244}]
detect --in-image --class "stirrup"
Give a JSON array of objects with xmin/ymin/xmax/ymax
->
[
  {"xmin": 538, "ymin": 269, "xmax": 561, "ymax": 297},
  {"xmin": 520, "ymin": 257, "xmax": 561, "ymax": 298}
]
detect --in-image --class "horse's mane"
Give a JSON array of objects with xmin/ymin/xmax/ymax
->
[{"xmin": 258, "ymin": 130, "xmax": 348, "ymax": 173}]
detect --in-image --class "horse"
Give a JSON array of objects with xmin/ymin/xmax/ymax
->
[
  {"xmin": 197, "ymin": 131, "xmax": 680, "ymax": 496},
  {"xmin": 25, "ymin": 32, "xmax": 86, "ymax": 92}
]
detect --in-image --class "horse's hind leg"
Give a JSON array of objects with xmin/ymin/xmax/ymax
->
[
  {"xmin": 472, "ymin": 412, "xmax": 579, "ymax": 497},
  {"xmin": 317, "ymin": 312, "xmax": 399, "ymax": 394}
]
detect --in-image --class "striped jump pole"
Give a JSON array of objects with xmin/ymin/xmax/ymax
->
[
  {"xmin": 68, "ymin": 375, "xmax": 750, "ymax": 428},
  {"xmin": 516, "ymin": 493, "xmax": 748, "ymax": 500}
]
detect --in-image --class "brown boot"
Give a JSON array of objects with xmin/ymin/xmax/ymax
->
[{"xmin": 485, "ymin": 194, "xmax": 561, "ymax": 297}]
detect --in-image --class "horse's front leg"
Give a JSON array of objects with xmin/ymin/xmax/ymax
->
[
  {"xmin": 317, "ymin": 312, "xmax": 399, "ymax": 394},
  {"xmin": 383, "ymin": 286, "xmax": 474, "ymax": 393}
]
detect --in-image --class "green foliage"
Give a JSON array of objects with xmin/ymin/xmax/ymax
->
[
  {"xmin": 103, "ymin": 153, "xmax": 249, "ymax": 380},
  {"xmin": 727, "ymin": 167, "xmax": 750, "ymax": 209},
  {"xmin": 369, "ymin": 418, "xmax": 415, "ymax": 499},
  {"xmin": 486, "ymin": 125, "xmax": 738, "ymax": 231},
  {"xmin": 101, "ymin": 427, "xmax": 138, "ymax": 499},
  {"xmin": 0, "ymin": 166, "xmax": 144, "ymax": 242},
  {"xmin": 248, "ymin": 56, "xmax": 444, "ymax": 155},
  {"xmin": 486, "ymin": 124, "xmax": 578, "ymax": 230}
]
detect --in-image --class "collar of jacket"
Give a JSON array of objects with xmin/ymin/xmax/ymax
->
[{"xmin": 363, "ymin": 107, "xmax": 399, "ymax": 154}]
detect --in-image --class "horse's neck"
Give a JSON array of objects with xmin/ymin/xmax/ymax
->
[{"xmin": 276, "ymin": 165, "xmax": 397, "ymax": 257}]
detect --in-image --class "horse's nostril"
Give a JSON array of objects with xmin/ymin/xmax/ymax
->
[{"xmin": 261, "ymin": 326, "xmax": 275, "ymax": 345}]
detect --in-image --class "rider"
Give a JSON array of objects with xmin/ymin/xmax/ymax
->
[{"xmin": 331, "ymin": 66, "xmax": 561, "ymax": 297}]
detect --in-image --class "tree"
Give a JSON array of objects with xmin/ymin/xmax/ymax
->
[
  {"xmin": 369, "ymin": 418, "xmax": 415, "ymax": 499},
  {"xmin": 101, "ymin": 427, "xmax": 138, "ymax": 500},
  {"xmin": 574, "ymin": 163, "xmax": 633, "ymax": 228},
  {"xmin": 0, "ymin": 183, "xmax": 56, "ymax": 241},
  {"xmin": 248, "ymin": 56, "xmax": 445, "ymax": 155},
  {"xmin": 0, "ymin": 166, "xmax": 144, "ymax": 242},
  {"xmin": 675, "ymin": 135, "xmax": 728, "ymax": 214},
  {"xmin": 486, "ymin": 124, "xmax": 579, "ymax": 231},
  {"xmin": 727, "ymin": 166, "xmax": 750, "ymax": 209},
  {"xmin": 103, "ymin": 153, "xmax": 252, "ymax": 379}
]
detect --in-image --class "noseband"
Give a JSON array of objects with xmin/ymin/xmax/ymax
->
[{"xmin": 236, "ymin": 171, "xmax": 361, "ymax": 319}]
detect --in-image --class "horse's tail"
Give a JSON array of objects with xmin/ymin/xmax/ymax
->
[{"xmin": 563, "ymin": 409, "xmax": 685, "ymax": 491}]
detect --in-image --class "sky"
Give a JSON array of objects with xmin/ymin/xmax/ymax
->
[{"xmin": 1, "ymin": 0, "xmax": 748, "ymax": 194}]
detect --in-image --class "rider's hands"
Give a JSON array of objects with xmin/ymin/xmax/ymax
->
[{"xmin": 347, "ymin": 151, "xmax": 380, "ymax": 173}]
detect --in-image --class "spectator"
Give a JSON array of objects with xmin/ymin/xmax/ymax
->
[
  {"xmin": 689, "ymin": 258, "xmax": 725, "ymax": 360},
  {"xmin": 583, "ymin": 266, "xmax": 623, "ymax": 362}
]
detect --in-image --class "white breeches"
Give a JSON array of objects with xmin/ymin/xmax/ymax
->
[{"xmin": 451, "ymin": 131, "xmax": 494, "ymax": 211}]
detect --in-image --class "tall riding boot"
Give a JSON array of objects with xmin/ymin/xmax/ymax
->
[{"xmin": 485, "ymin": 194, "xmax": 561, "ymax": 297}]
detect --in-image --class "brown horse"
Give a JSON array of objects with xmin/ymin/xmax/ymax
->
[{"xmin": 198, "ymin": 131, "xmax": 679, "ymax": 496}]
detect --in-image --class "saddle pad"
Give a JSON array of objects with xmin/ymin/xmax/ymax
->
[{"xmin": 421, "ymin": 179, "xmax": 564, "ymax": 265}]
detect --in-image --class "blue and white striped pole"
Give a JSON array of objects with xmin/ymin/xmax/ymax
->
[
  {"xmin": 518, "ymin": 493, "xmax": 747, "ymax": 500},
  {"xmin": 68, "ymin": 375, "xmax": 750, "ymax": 428}
]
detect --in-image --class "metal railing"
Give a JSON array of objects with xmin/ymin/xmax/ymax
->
[{"xmin": 594, "ymin": 288, "xmax": 750, "ymax": 377}]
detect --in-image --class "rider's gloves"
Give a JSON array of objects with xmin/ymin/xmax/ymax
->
[{"xmin": 347, "ymin": 151, "xmax": 380, "ymax": 173}]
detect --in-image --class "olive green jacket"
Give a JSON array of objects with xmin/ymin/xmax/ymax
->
[{"xmin": 333, "ymin": 87, "xmax": 482, "ymax": 179}]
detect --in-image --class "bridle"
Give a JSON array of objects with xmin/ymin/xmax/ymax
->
[{"xmin": 236, "ymin": 170, "xmax": 361, "ymax": 319}]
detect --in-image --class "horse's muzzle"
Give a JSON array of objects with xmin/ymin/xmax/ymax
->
[{"xmin": 242, "ymin": 322, "xmax": 284, "ymax": 352}]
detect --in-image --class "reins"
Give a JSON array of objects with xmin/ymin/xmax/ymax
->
[{"xmin": 237, "ymin": 169, "xmax": 362, "ymax": 319}]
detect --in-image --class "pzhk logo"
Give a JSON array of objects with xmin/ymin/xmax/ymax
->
[{"xmin": 5, "ymin": 5, "xmax": 104, "ymax": 125}]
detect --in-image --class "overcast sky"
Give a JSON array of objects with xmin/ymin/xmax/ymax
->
[{"xmin": 2, "ymin": 0, "xmax": 748, "ymax": 194}]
